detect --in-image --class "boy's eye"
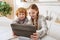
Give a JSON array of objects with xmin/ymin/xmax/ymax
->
[
  {"xmin": 22, "ymin": 14, "xmax": 25, "ymax": 15},
  {"xmin": 19, "ymin": 14, "xmax": 21, "ymax": 15},
  {"xmin": 19, "ymin": 13, "xmax": 25, "ymax": 15}
]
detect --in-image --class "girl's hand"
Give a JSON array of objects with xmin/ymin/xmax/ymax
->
[{"xmin": 31, "ymin": 33, "xmax": 39, "ymax": 40}]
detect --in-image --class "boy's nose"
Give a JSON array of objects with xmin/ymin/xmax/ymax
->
[{"xmin": 20, "ymin": 15, "xmax": 23, "ymax": 17}]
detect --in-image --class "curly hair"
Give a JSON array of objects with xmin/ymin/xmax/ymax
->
[{"xmin": 16, "ymin": 7, "xmax": 27, "ymax": 17}]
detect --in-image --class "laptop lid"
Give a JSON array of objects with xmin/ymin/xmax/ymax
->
[{"xmin": 11, "ymin": 24, "xmax": 36, "ymax": 38}]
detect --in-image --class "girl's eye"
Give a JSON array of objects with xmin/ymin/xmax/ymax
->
[
  {"xmin": 29, "ymin": 12, "xmax": 35, "ymax": 14},
  {"xmin": 32, "ymin": 13, "xmax": 34, "ymax": 14}
]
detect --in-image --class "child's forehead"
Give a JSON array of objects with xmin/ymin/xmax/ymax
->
[
  {"xmin": 18, "ymin": 12, "xmax": 25, "ymax": 14},
  {"xmin": 17, "ymin": 10, "xmax": 25, "ymax": 13},
  {"xmin": 18, "ymin": 9, "xmax": 26, "ymax": 13}
]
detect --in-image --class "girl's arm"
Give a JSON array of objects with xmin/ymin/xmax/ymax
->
[{"xmin": 36, "ymin": 17, "xmax": 48, "ymax": 38}]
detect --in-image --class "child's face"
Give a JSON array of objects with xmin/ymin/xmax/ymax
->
[
  {"xmin": 18, "ymin": 12, "xmax": 25, "ymax": 20},
  {"xmin": 29, "ymin": 9, "xmax": 38, "ymax": 19}
]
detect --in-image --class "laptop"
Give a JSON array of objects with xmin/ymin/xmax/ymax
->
[{"xmin": 11, "ymin": 24, "xmax": 36, "ymax": 38}]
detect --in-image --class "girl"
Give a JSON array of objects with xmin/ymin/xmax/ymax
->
[{"xmin": 28, "ymin": 4, "xmax": 48, "ymax": 40}]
